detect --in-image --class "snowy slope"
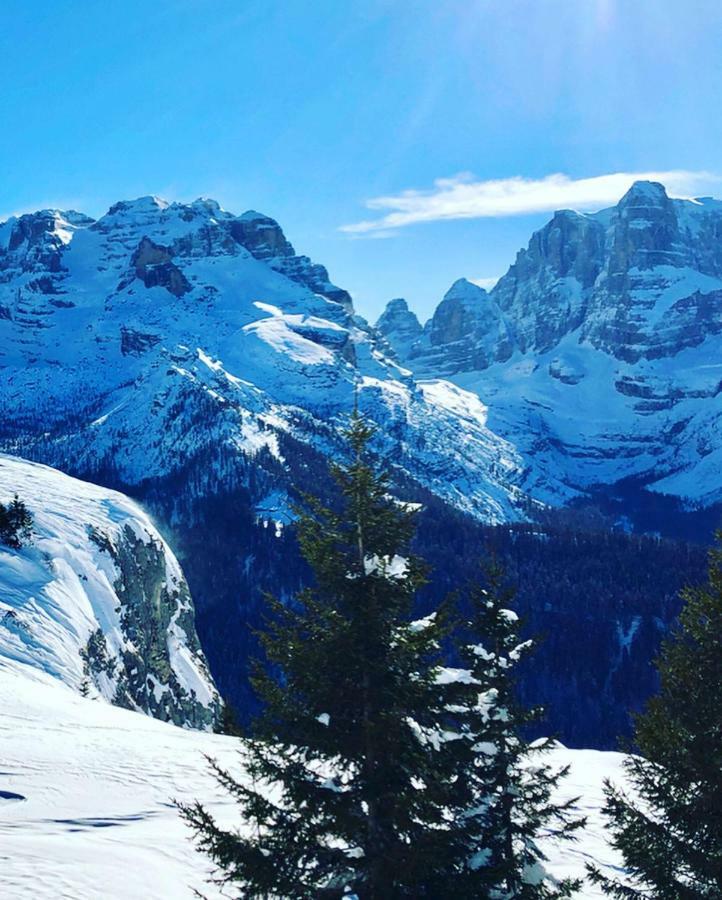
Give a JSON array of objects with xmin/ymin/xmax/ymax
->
[
  {"xmin": 378, "ymin": 181, "xmax": 722, "ymax": 510},
  {"xmin": 0, "ymin": 197, "xmax": 525, "ymax": 524},
  {"xmin": 0, "ymin": 455, "xmax": 218, "ymax": 727},
  {"xmin": 0, "ymin": 663, "xmax": 626, "ymax": 899}
]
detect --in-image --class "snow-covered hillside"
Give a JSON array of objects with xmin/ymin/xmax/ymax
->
[
  {"xmin": 0, "ymin": 455, "xmax": 218, "ymax": 727},
  {"xmin": 378, "ymin": 181, "xmax": 722, "ymax": 511},
  {"xmin": 0, "ymin": 662, "xmax": 626, "ymax": 899},
  {"xmin": 0, "ymin": 196, "xmax": 524, "ymax": 524}
]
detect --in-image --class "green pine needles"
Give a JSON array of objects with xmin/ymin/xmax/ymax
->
[
  {"xmin": 180, "ymin": 413, "xmax": 582, "ymax": 898},
  {"xmin": 588, "ymin": 533, "xmax": 722, "ymax": 899}
]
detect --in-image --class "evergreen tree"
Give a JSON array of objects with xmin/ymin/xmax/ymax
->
[
  {"xmin": 179, "ymin": 413, "xmax": 461, "ymax": 898},
  {"xmin": 214, "ymin": 701, "xmax": 245, "ymax": 737},
  {"xmin": 588, "ymin": 532, "xmax": 722, "ymax": 898},
  {"xmin": 443, "ymin": 563, "xmax": 584, "ymax": 898},
  {"xmin": 0, "ymin": 494, "xmax": 34, "ymax": 549}
]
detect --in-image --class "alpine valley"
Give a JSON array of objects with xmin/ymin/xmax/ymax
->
[{"xmin": 0, "ymin": 181, "xmax": 718, "ymax": 755}]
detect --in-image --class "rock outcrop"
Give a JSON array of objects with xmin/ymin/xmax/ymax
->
[
  {"xmin": 375, "ymin": 298, "xmax": 422, "ymax": 361},
  {"xmin": 0, "ymin": 455, "xmax": 219, "ymax": 728}
]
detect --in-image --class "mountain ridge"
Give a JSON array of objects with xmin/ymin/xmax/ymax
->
[
  {"xmin": 0, "ymin": 192, "xmax": 526, "ymax": 523},
  {"xmin": 377, "ymin": 180, "xmax": 722, "ymax": 513}
]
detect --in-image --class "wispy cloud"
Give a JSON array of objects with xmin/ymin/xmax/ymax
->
[{"xmin": 340, "ymin": 170, "xmax": 721, "ymax": 234}]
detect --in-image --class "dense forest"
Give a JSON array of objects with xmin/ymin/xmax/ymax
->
[{"xmin": 118, "ymin": 432, "xmax": 710, "ymax": 751}]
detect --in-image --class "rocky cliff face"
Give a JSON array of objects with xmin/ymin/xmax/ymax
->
[
  {"xmin": 232, "ymin": 210, "xmax": 354, "ymax": 310},
  {"xmin": 374, "ymin": 297, "xmax": 422, "ymax": 362},
  {"xmin": 411, "ymin": 278, "xmax": 514, "ymax": 376},
  {"xmin": 377, "ymin": 181, "xmax": 722, "ymax": 509},
  {"xmin": 0, "ymin": 455, "xmax": 219, "ymax": 728}
]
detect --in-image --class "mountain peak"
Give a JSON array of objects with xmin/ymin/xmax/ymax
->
[
  {"xmin": 189, "ymin": 197, "xmax": 224, "ymax": 215},
  {"xmin": 444, "ymin": 277, "xmax": 487, "ymax": 303},
  {"xmin": 375, "ymin": 298, "xmax": 422, "ymax": 359},
  {"xmin": 105, "ymin": 195, "xmax": 170, "ymax": 217},
  {"xmin": 384, "ymin": 297, "xmax": 411, "ymax": 313},
  {"xmin": 238, "ymin": 209, "xmax": 274, "ymax": 222},
  {"xmin": 618, "ymin": 180, "xmax": 669, "ymax": 208},
  {"xmin": 231, "ymin": 210, "xmax": 294, "ymax": 260}
]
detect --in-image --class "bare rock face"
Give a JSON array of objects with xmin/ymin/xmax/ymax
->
[
  {"xmin": 120, "ymin": 326, "xmax": 162, "ymax": 356},
  {"xmin": 377, "ymin": 280, "xmax": 514, "ymax": 377},
  {"xmin": 231, "ymin": 210, "xmax": 354, "ymax": 311},
  {"xmin": 130, "ymin": 237, "xmax": 191, "ymax": 297},
  {"xmin": 381, "ymin": 182, "xmax": 722, "ymax": 374},
  {"xmin": 582, "ymin": 183, "xmax": 722, "ymax": 361},
  {"xmin": 493, "ymin": 209, "xmax": 606, "ymax": 353},
  {"xmin": 229, "ymin": 210, "xmax": 295, "ymax": 259},
  {"xmin": 0, "ymin": 455, "xmax": 219, "ymax": 729},
  {"xmin": 422, "ymin": 279, "xmax": 513, "ymax": 375},
  {"xmin": 608, "ymin": 181, "xmax": 682, "ymax": 278},
  {"xmin": 375, "ymin": 298, "xmax": 422, "ymax": 361},
  {"xmin": 380, "ymin": 181, "xmax": 722, "ymax": 372}
]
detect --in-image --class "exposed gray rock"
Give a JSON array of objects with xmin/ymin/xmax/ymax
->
[
  {"xmin": 493, "ymin": 209, "xmax": 605, "ymax": 352},
  {"xmin": 375, "ymin": 298, "xmax": 422, "ymax": 361},
  {"xmin": 377, "ymin": 279, "xmax": 513, "ymax": 377},
  {"xmin": 232, "ymin": 210, "xmax": 353, "ymax": 310},
  {"xmin": 129, "ymin": 236, "xmax": 191, "ymax": 297},
  {"xmin": 0, "ymin": 455, "xmax": 220, "ymax": 729},
  {"xmin": 120, "ymin": 326, "xmax": 162, "ymax": 356}
]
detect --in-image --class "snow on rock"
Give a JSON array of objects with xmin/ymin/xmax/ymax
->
[
  {"xmin": 377, "ymin": 180, "xmax": 722, "ymax": 510},
  {"xmin": 0, "ymin": 195, "xmax": 525, "ymax": 524},
  {"xmin": 0, "ymin": 455, "xmax": 218, "ymax": 728},
  {"xmin": 0, "ymin": 664, "xmax": 627, "ymax": 899}
]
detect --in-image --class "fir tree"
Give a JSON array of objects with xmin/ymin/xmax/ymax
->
[
  {"xmin": 443, "ymin": 563, "xmax": 584, "ymax": 899},
  {"xmin": 179, "ymin": 413, "xmax": 461, "ymax": 898},
  {"xmin": 588, "ymin": 532, "xmax": 722, "ymax": 898},
  {"xmin": 0, "ymin": 494, "xmax": 34, "ymax": 549},
  {"xmin": 214, "ymin": 701, "xmax": 245, "ymax": 737}
]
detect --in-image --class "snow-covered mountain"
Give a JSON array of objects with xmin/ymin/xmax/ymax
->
[
  {"xmin": 377, "ymin": 181, "xmax": 722, "ymax": 513},
  {"xmin": 0, "ymin": 196, "xmax": 524, "ymax": 524},
  {"xmin": 0, "ymin": 661, "xmax": 625, "ymax": 899},
  {"xmin": 0, "ymin": 455, "xmax": 218, "ymax": 728}
]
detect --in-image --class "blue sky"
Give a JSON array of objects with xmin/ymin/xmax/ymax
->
[{"xmin": 2, "ymin": 0, "xmax": 722, "ymax": 321}]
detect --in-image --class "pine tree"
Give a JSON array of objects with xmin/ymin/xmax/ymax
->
[
  {"xmin": 179, "ymin": 412, "xmax": 461, "ymax": 898},
  {"xmin": 443, "ymin": 563, "xmax": 584, "ymax": 899},
  {"xmin": 214, "ymin": 701, "xmax": 245, "ymax": 737},
  {"xmin": 0, "ymin": 494, "xmax": 34, "ymax": 549},
  {"xmin": 588, "ymin": 532, "xmax": 722, "ymax": 898}
]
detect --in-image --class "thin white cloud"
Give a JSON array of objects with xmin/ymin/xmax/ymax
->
[{"xmin": 341, "ymin": 170, "xmax": 721, "ymax": 234}]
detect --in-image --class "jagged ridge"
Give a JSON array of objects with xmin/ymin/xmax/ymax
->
[{"xmin": 377, "ymin": 181, "xmax": 722, "ymax": 510}]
